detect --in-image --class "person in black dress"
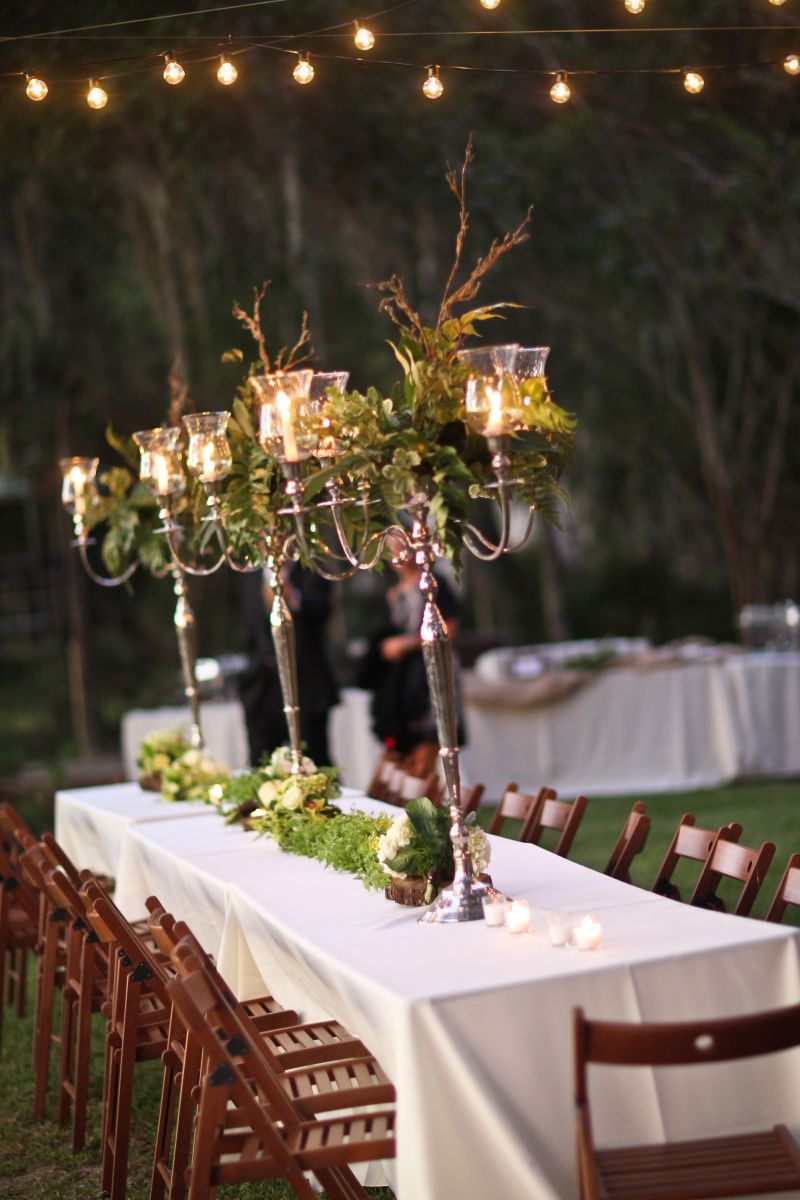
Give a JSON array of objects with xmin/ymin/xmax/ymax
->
[{"xmin": 238, "ymin": 564, "xmax": 339, "ymax": 766}]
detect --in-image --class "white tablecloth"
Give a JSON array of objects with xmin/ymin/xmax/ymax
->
[{"xmin": 77, "ymin": 782, "xmax": 800, "ymax": 1200}]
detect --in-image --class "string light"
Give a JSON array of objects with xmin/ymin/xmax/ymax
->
[
  {"xmin": 769, "ymin": 0, "xmax": 787, "ymax": 6},
  {"xmin": 353, "ymin": 21, "xmax": 375, "ymax": 50},
  {"xmin": 293, "ymin": 52, "xmax": 315, "ymax": 83},
  {"xmin": 163, "ymin": 51, "xmax": 186, "ymax": 85},
  {"xmin": 216, "ymin": 54, "xmax": 238, "ymax": 84},
  {"xmin": 682, "ymin": 68, "xmax": 705, "ymax": 93},
  {"xmin": 422, "ymin": 64, "xmax": 444, "ymax": 98},
  {"xmin": 480, "ymin": 0, "xmax": 501, "ymax": 9},
  {"xmin": 25, "ymin": 74, "xmax": 48, "ymax": 101},
  {"xmin": 86, "ymin": 79, "xmax": 108, "ymax": 108},
  {"xmin": 549, "ymin": 70, "xmax": 571, "ymax": 103},
  {"xmin": 624, "ymin": 0, "xmax": 646, "ymax": 12}
]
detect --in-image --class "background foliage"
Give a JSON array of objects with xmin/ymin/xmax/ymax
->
[{"xmin": 0, "ymin": 0, "xmax": 798, "ymax": 770}]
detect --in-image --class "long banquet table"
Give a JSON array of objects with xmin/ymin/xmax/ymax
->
[{"xmin": 55, "ymin": 782, "xmax": 800, "ymax": 1200}]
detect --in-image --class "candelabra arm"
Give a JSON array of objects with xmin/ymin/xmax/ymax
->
[
  {"xmin": 161, "ymin": 506, "xmax": 226, "ymax": 577},
  {"xmin": 171, "ymin": 564, "xmax": 203, "ymax": 749},
  {"xmin": 204, "ymin": 492, "xmax": 264, "ymax": 574},
  {"xmin": 461, "ymin": 480, "xmax": 514, "ymax": 562},
  {"xmin": 75, "ymin": 524, "xmax": 138, "ymax": 587},
  {"xmin": 267, "ymin": 549, "xmax": 305, "ymax": 775}
]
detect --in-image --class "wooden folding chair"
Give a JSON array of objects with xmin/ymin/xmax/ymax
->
[
  {"xmin": 0, "ymin": 838, "xmax": 39, "ymax": 1053},
  {"xmin": 604, "ymin": 801, "xmax": 651, "ymax": 884},
  {"xmin": 366, "ymin": 749, "xmax": 401, "ymax": 801},
  {"xmin": 521, "ymin": 793, "xmax": 588, "ymax": 858},
  {"xmin": 488, "ymin": 783, "xmax": 555, "ymax": 840},
  {"xmin": 765, "ymin": 853, "xmax": 800, "ymax": 924},
  {"xmin": 573, "ymin": 1002, "xmax": 800, "ymax": 1200},
  {"xmin": 167, "ymin": 938, "xmax": 396, "ymax": 1200},
  {"xmin": 144, "ymin": 899, "xmax": 384, "ymax": 1200},
  {"xmin": 652, "ymin": 815, "xmax": 742, "ymax": 901},
  {"xmin": 459, "ymin": 782, "xmax": 485, "ymax": 819},
  {"xmin": 689, "ymin": 833, "xmax": 775, "ymax": 916}
]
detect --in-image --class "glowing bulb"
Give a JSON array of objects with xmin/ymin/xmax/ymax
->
[
  {"xmin": 549, "ymin": 71, "xmax": 571, "ymax": 103},
  {"xmin": 624, "ymin": 0, "xmax": 645, "ymax": 11},
  {"xmin": 86, "ymin": 80, "xmax": 108, "ymax": 109},
  {"xmin": 217, "ymin": 55, "xmax": 238, "ymax": 85},
  {"xmin": 480, "ymin": 0, "xmax": 501, "ymax": 8},
  {"xmin": 25, "ymin": 75, "xmax": 48, "ymax": 101},
  {"xmin": 784, "ymin": 53, "xmax": 800, "ymax": 75},
  {"xmin": 293, "ymin": 53, "xmax": 314, "ymax": 84},
  {"xmin": 769, "ymin": 0, "xmax": 787, "ymax": 6},
  {"xmin": 423, "ymin": 65, "xmax": 444, "ymax": 99},
  {"xmin": 683, "ymin": 69, "xmax": 705, "ymax": 94},
  {"xmin": 163, "ymin": 53, "xmax": 185, "ymax": 85},
  {"xmin": 354, "ymin": 23, "xmax": 375, "ymax": 50}
]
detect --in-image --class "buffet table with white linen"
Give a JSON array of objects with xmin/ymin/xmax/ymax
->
[{"xmin": 61, "ymin": 782, "xmax": 800, "ymax": 1200}]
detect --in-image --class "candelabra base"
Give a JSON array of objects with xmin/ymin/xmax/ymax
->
[{"xmin": 419, "ymin": 875, "xmax": 500, "ymax": 924}]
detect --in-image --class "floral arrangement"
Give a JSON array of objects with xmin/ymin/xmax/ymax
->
[
  {"xmin": 377, "ymin": 797, "xmax": 491, "ymax": 901},
  {"xmin": 159, "ymin": 747, "xmax": 231, "ymax": 803},
  {"xmin": 136, "ymin": 727, "xmax": 192, "ymax": 790},
  {"xmin": 250, "ymin": 770, "xmax": 342, "ymax": 842},
  {"xmin": 217, "ymin": 745, "xmax": 340, "ymax": 824}
]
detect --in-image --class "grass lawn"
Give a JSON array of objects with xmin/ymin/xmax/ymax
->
[{"xmin": 1, "ymin": 778, "xmax": 799, "ymax": 1196}]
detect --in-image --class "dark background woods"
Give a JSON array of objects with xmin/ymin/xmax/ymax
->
[{"xmin": 1, "ymin": 0, "xmax": 798, "ymax": 775}]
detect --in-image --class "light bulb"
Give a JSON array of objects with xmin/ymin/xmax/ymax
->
[
  {"xmin": 163, "ymin": 53, "xmax": 185, "ymax": 85},
  {"xmin": 769, "ymin": 0, "xmax": 787, "ymax": 6},
  {"xmin": 217, "ymin": 55, "xmax": 238, "ymax": 85},
  {"xmin": 354, "ymin": 23, "xmax": 375, "ymax": 51},
  {"xmin": 549, "ymin": 71, "xmax": 571, "ymax": 103},
  {"xmin": 25, "ymin": 75, "xmax": 48, "ymax": 101},
  {"xmin": 423, "ymin": 65, "xmax": 444, "ymax": 99},
  {"xmin": 624, "ymin": 0, "xmax": 645, "ymax": 12},
  {"xmin": 86, "ymin": 80, "xmax": 108, "ymax": 109},
  {"xmin": 683, "ymin": 69, "xmax": 705, "ymax": 94},
  {"xmin": 480, "ymin": 0, "xmax": 501, "ymax": 9},
  {"xmin": 784, "ymin": 53, "xmax": 800, "ymax": 75},
  {"xmin": 293, "ymin": 53, "xmax": 315, "ymax": 84}
]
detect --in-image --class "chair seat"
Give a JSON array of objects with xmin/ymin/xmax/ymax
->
[
  {"xmin": 281, "ymin": 1057, "xmax": 396, "ymax": 1114},
  {"xmin": 595, "ymin": 1125, "xmax": 800, "ymax": 1200}
]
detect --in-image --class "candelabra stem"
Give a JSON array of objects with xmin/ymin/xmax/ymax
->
[
  {"xmin": 171, "ymin": 564, "xmax": 203, "ymax": 749},
  {"xmin": 267, "ymin": 548, "xmax": 304, "ymax": 775},
  {"xmin": 411, "ymin": 504, "xmax": 497, "ymax": 924}
]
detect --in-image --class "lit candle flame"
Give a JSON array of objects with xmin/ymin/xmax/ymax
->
[
  {"xmin": 276, "ymin": 389, "xmax": 299, "ymax": 462},
  {"xmin": 200, "ymin": 441, "xmax": 216, "ymax": 480},
  {"xmin": 486, "ymin": 386, "xmax": 505, "ymax": 436},
  {"xmin": 153, "ymin": 453, "xmax": 170, "ymax": 494}
]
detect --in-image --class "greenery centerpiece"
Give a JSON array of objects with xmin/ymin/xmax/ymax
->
[
  {"xmin": 136, "ymin": 727, "xmax": 192, "ymax": 791},
  {"xmin": 377, "ymin": 797, "xmax": 491, "ymax": 905},
  {"xmin": 218, "ymin": 745, "xmax": 340, "ymax": 825}
]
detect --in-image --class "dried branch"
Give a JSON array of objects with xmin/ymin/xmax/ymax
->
[
  {"xmin": 376, "ymin": 273, "xmax": 426, "ymax": 344},
  {"xmin": 275, "ymin": 309, "xmax": 314, "ymax": 371},
  {"xmin": 232, "ymin": 280, "xmax": 270, "ymax": 369},
  {"xmin": 166, "ymin": 354, "xmax": 190, "ymax": 426},
  {"xmin": 442, "ymin": 210, "xmax": 533, "ymax": 321},
  {"xmin": 436, "ymin": 137, "xmax": 474, "ymax": 331}
]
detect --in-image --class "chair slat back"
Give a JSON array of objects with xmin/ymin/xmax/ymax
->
[
  {"xmin": 488, "ymin": 784, "xmax": 550, "ymax": 837},
  {"xmin": 521, "ymin": 794, "xmax": 588, "ymax": 858},
  {"xmin": 604, "ymin": 802, "xmax": 650, "ymax": 883},
  {"xmin": 765, "ymin": 853, "xmax": 800, "ymax": 923},
  {"xmin": 652, "ymin": 815, "xmax": 741, "ymax": 900},
  {"xmin": 460, "ymin": 783, "xmax": 485, "ymax": 819},
  {"xmin": 690, "ymin": 833, "xmax": 775, "ymax": 916},
  {"xmin": 398, "ymin": 771, "xmax": 440, "ymax": 804},
  {"xmin": 367, "ymin": 751, "xmax": 401, "ymax": 801}
]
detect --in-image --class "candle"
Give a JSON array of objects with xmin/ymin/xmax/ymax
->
[
  {"xmin": 153, "ymin": 453, "xmax": 170, "ymax": 495},
  {"xmin": 276, "ymin": 389, "xmax": 299, "ymax": 462},
  {"xmin": 505, "ymin": 899, "xmax": 531, "ymax": 934},
  {"xmin": 573, "ymin": 914, "xmax": 602, "ymax": 951},
  {"xmin": 70, "ymin": 465, "xmax": 87, "ymax": 514},
  {"xmin": 486, "ymin": 385, "xmax": 505, "ymax": 436},
  {"xmin": 200, "ymin": 441, "xmax": 216, "ymax": 481},
  {"xmin": 482, "ymin": 893, "xmax": 507, "ymax": 927},
  {"xmin": 546, "ymin": 911, "xmax": 572, "ymax": 947}
]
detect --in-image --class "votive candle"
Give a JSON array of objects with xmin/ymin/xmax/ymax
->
[
  {"xmin": 482, "ymin": 893, "xmax": 507, "ymax": 927},
  {"xmin": 573, "ymin": 914, "xmax": 602, "ymax": 951},
  {"xmin": 546, "ymin": 911, "xmax": 572, "ymax": 947},
  {"xmin": 505, "ymin": 899, "xmax": 531, "ymax": 934}
]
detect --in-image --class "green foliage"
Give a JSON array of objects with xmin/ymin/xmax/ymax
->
[
  {"xmin": 276, "ymin": 808, "xmax": 392, "ymax": 891},
  {"xmin": 136, "ymin": 727, "xmax": 191, "ymax": 774}
]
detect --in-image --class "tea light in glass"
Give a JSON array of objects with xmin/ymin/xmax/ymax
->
[
  {"xmin": 573, "ymin": 914, "xmax": 603, "ymax": 951},
  {"xmin": 505, "ymin": 898, "xmax": 531, "ymax": 934},
  {"xmin": 133, "ymin": 428, "xmax": 186, "ymax": 498},
  {"xmin": 546, "ymin": 911, "xmax": 572, "ymax": 946},
  {"xmin": 182, "ymin": 412, "xmax": 232, "ymax": 484},
  {"xmin": 482, "ymin": 892, "xmax": 507, "ymax": 927},
  {"xmin": 458, "ymin": 344, "xmax": 523, "ymax": 438},
  {"xmin": 59, "ymin": 456, "xmax": 99, "ymax": 517},
  {"xmin": 309, "ymin": 371, "xmax": 350, "ymax": 460},
  {"xmin": 250, "ymin": 370, "xmax": 314, "ymax": 464}
]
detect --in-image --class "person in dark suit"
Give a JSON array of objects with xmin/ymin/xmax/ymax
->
[{"xmin": 238, "ymin": 564, "xmax": 339, "ymax": 766}]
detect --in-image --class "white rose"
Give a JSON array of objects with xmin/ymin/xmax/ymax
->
[
  {"xmin": 280, "ymin": 784, "xmax": 304, "ymax": 811},
  {"xmin": 271, "ymin": 747, "xmax": 293, "ymax": 775},
  {"xmin": 181, "ymin": 749, "xmax": 201, "ymax": 767},
  {"xmin": 258, "ymin": 780, "xmax": 279, "ymax": 806}
]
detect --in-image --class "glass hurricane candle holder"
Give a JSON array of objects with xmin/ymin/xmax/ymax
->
[
  {"xmin": 133, "ymin": 427, "xmax": 186, "ymax": 498},
  {"xmin": 250, "ymin": 370, "xmax": 315, "ymax": 464},
  {"xmin": 458, "ymin": 344, "xmax": 523, "ymax": 438},
  {"xmin": 309, "ymin": 371, "xmax": 350, "ymax": 460},
  {"xmin": 181, "ymin": 412, "xmax": 232, "ymax": 484},
  {"xmin": 515, "ymin": 346, "xmax": 550, "ymax": 380},
  {"xmin": 60, "ymin": 456, "xmax": 99, "ymax": 517}
]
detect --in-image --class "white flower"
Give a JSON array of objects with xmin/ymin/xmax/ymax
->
[
  {"xmin": 467, "ymin": 826, "xmax": 491, "ymax": 875},
  {"xmin": 258, "ymin": 780, "xmax": 279, "ymax": 806},
  {"xmin": 376, "ymin": 813, "xmax": 413, "ymax": 877},
  {"xmin": 270, "ymin": 747, "xmax": 293, "ymax": 776},
  {"xmin": 280, "ymin": 783, "xmax": 304, "ymax": 811},
  {"xmin": 208, "ymin": 784, "xmax": 224, "ymax": 805},
  {"xmin": 181, "ymin": 749, "xmax": 202, "ymax": 768}
]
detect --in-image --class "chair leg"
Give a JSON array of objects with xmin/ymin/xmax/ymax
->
[
  {"xmin": 187, "ymin": 1080, "xmax": 228, "ymax": 1200},
  {"xmin": 15, "ymin": 948, "xmax": 28, "ymax": 1017},
  {"xmin": 169, "ymin": 1031, "xmax": 203, "ymax": 1200},
  {"xmin": 71, "ymin": 944, "xmax": 96, "ymax": 1151},
  {"xmin": 58, "ymin": 980, "xmax": 77, "ymax": 1128},
  {"xmin": 109, "ymin": 983, "xmax": 141, "ymax": 1200},
  {"xmin": 33, "ymin": 926, "xmax": 59, "ymax": 1121}
]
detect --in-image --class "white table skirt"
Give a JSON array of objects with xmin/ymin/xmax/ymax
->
[{"xmin": 78, "ymin": 782, "xmax": 800, "ymax": 1200}]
